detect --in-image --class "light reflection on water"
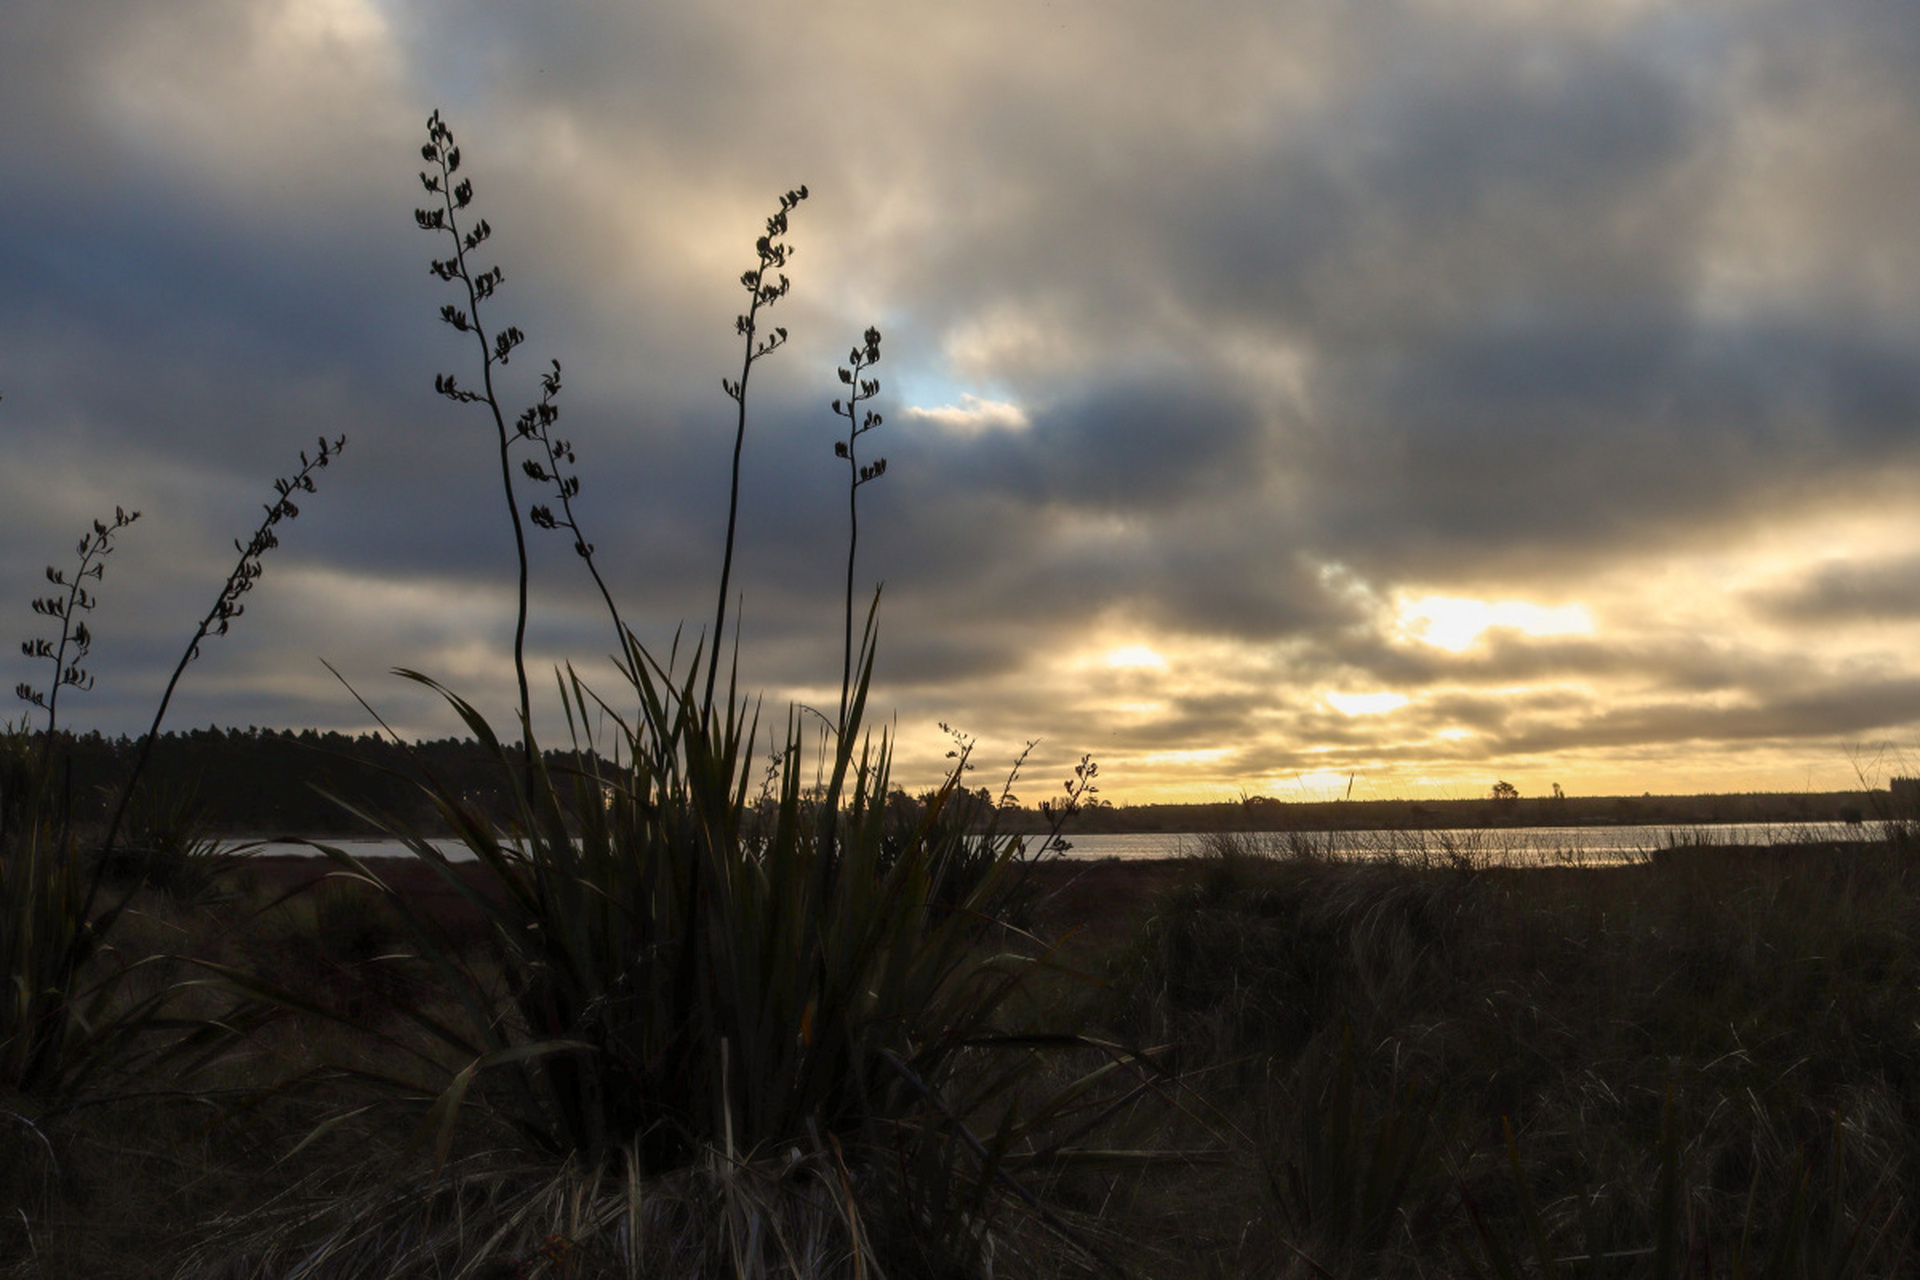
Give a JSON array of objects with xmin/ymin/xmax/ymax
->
[
  {"xmin": 242, "ymin": 822, "xmax": 1873, "ymax": 867},
  {"xmin": 1056, "ymin": 823, "xmax": 1873, "ymax": 865}
]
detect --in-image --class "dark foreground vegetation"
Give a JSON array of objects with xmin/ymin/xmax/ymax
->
[{"xmin": 6, "ymin": 835, "xmax": 1919, "ymax": 1276}]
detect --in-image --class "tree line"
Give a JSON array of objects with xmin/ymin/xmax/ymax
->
[{"xmin": 10, "ymin": 726, "xmax": 579, "ymax": 837}]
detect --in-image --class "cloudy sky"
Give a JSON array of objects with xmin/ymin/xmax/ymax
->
[{"xmin": 6, "ymin": 0, "xmax": 1920, "ymax": 803}]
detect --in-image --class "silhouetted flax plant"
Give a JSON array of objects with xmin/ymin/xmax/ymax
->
[
  {"xmin": 707, "ymin": 184, "xmax": 807, "ymax": 717},
  {"xmin": 416, "ymin": 115, "xmax": 627, "ymax": 705},
  {"xmin": 417, "ymin": 109, "xmax": 541, "ymax": 738},
  {"xmin": 99, "ymin": 434, "xmax": 346, "ymax": 863},
  {"xmin": 17, "ymin": 507, "xmax": 140, "ymax": 769},
  {"xmin": 4, "ymin": 437, "xmax": 339, "ymax": 1103},
  {"xmin": 516, "ymin": 358, "xmax": 629, "ymax": 658},
  {"xmin": 4, "ymin": 507, "xmax": 143, "ymax": 1102},
  {"xmin": 213, "ymin": 114, "xmax": 1148, "ymax": 1275},
  {"xmin": 831, "ymin": 327, "xmax": 886, "ymax": 736}
]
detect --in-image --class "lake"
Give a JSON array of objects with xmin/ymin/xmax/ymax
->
[{"xmin": 238, "ymin": 820, "xmax": 1874, "ymax": 867}]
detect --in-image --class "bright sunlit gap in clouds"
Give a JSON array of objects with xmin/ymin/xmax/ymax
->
[
  {"xmin": 901, "ymin": 394, "xmax": 1030, "ymax": 436},
  {"xmin": 1395, "ymin": 596, "xmax": 1596, "ymax": 652},
  {"xmin": 894, "ymin": 356, "xmax": 1031, "ymax": 436},
  {"xmin": 1103, "ymin": 644, "xmax": 1169, "ymax": 670},
  {"xmin": 1325, "ymin": 690, "xmax": 1409, "ymax": 716}
]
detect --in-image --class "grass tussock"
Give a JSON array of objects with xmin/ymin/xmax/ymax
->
[{"xmin": 176, "ymin": 1148, "xmax": 872, "ymax": 1280}]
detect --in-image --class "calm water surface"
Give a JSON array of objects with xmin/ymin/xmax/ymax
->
[
  {"xmin": 244, "ymin": 822, "xmax": 1872, "ymax": 867},
  {"xmin": 1057, "ymin": 823, "xmax": 1872, "ymax": 865}
]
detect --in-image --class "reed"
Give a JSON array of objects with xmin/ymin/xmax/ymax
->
[{"xmin": 99, "ymin": 435, "xmax": 345, "ymax": 863}]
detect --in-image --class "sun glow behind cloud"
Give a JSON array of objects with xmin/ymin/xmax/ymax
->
[
  {"xmin": 98, "ymin": 0, "xmax": 403, "ymax": 186},
  {"xmin": 1325, "ymin": 690, "xmax": 1408, "ymax": 716},
  {"xmin": 894, "ymin": 501, "xmax": 1920, "ymax": 802},
  {"xmin": 1395, "ymin": 596, "xmax": 1596, "ymax": 652},
  {"xmin": 1103, "ymin": 644, "xmax": 1169, "ymax": 670}
]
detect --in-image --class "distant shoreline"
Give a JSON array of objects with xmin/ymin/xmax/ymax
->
[
  {"xmin": 34, "ymin": 727, "xmax": 1898, "ymax": 839},
  {"xmin": 1008, "ymin": 788, "xmax": 1890, "ymax": 835},
  {"xmin": 189, "ymin": 788, "xmax": 1894, "ymax": 842}
]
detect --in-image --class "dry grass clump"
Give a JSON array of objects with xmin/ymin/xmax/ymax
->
[
  {"xmin": 176, "ymin": 1138, "xmax": 1124, "ymax": 1280},
  {"xmin": 177, "ymin": 1147, "xmax": 876, "ymax": 1280}
]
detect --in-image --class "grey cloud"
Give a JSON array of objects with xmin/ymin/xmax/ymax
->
[
  {"xmin": 1488, "ymin": 676, "xmax": 1920, "ymax": 756},
  {"xmin": 1756, "ymin": 557, "xmax": 1920, "ymax": 624}
]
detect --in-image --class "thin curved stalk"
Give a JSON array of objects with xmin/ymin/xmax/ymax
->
[{"xmin": 96, "ymin": 438, "xmax": 344, "ymax": 873}]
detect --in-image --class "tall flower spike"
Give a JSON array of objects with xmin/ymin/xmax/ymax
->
[
  {"xmin": 17, "ymin": 507, "xmax": 140, "ymax": 744},
  {"xmin": 513, "ymin": 359, "xmax": 629, "ymax": 657},
  {"xmin": 416, "ymin": 110, "xmax": 540, "ymax": 736},
  {"xmin": 706, "ymin": 184, "xmax": 809, "ymax": 716},
  {"xmin": 831, "ymin": 326, "xmax": 885, "ymax": 733},
  {"xmin": 416, "ymin": 111, "xmax": 627, "ymax": 705},
  {"xmin": 99, "ymin": 437, "xmax": 344, "ymax": 862}
]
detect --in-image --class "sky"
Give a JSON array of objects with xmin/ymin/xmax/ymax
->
[{"xmin": 6, "ymin": 0, "xmax": 1920, "ymax": 805}]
